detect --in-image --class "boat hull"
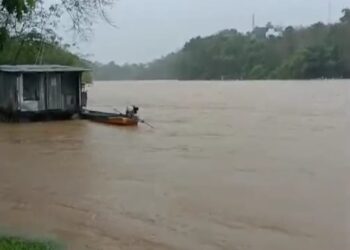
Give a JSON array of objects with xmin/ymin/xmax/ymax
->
[{"xmin": 81, "ymin": 110, "xmax": 139, "ymax": 126}]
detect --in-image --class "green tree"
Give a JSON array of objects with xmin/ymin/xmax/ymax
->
[
  {"xmin": 0, "ymin": 0, "xmax": 114, "ymax": 49},
  {"xmin": 1, "ymin": 0, "xmax": 36, "ymax": 19},
  {"xmin": 248, "ymin": 65, "xmax": 268, "ymax": 79},
  {"xmin": 340, "ymin": 8, "xmax": 350, "ymax": 23},
  {"xmin": 90, "ymin": 8, "xmax": 350, "ymax": 81}
]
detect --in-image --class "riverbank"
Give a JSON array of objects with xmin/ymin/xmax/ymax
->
[{"xmin": 0, "ymin": 236, "xmax": 63, "ymax": 250}]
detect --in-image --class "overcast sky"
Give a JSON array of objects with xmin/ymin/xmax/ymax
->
[{"xmin": 72, "ymin": 0, "xmax": 349, "ymax": 64}]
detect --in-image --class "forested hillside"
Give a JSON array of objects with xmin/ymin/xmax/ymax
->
[
  {"xmin": 93, "ymin": 9, "xmax": 350, "ymax": 80},
  {"xmin": 2, "ymin": 2, "xmax": 350, "ymax": 81}
]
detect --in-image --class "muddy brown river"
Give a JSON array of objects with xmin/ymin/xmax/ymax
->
[{"xmin": 0, "ymin": 80, "xmax": 349, "ymax": 250}]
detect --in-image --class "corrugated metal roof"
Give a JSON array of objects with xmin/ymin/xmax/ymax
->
[{"xmin": 0, "ymin": 65, "xmax": 90, "ymax": 73}]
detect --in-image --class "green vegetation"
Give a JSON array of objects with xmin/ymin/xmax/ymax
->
[
  {"xmin": 0, "ymin": 37, "xmax": 81, "ymax": 66},
  {"xmin": 1, "ymin": 1, "xmax": 350, "ymax": 81},
  {"xmin": 0, "ymin": 0, "xmax": 111, "ymax": 82},
  {"xmin": 93, "ymin": 8, "xmax": 350, "ymax": 80},
  {"xmin": 0, "ymin": 0, "xmax": 113, "ymax": 47},
  {"xmin": 0, "ymin": 236, "xmax": 63, "ymax": 250},
  {"xmin": 0, "ymin": 35, "xmax": 92, "ymax": 82}
]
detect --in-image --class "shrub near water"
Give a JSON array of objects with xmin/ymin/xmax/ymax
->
[{"xmin": 0, "ymin": 236, "xmax": 62, "ymax": 250}]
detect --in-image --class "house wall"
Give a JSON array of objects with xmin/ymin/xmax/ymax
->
[
  {"xmin": 20, "ymin": 73, "xmax": 44, "ymax": 112},
  {"xmin": 0, "ymin": 72, "xmax": 18, "ymax": 112},
  {"xmin": 38, "ymin": 74, "xmax": 46, "ymax": 110},
  {"xmin": 0, "ymin": 71, "xmax": 83, "ymax": 115},
  {"xmin": 18, "ymin": 72, "xmax": 81, "ymax": 113},
  {"xmin": 46, "ymin": 73, "xmax": 63, "ymax": 110},
  {"xmin": 45, "ymin": 72, "xmax": 81, "ymax": 112},
  {"xmin": 61, "ymin": 72, "xmax": 80, "ymax": 112}
]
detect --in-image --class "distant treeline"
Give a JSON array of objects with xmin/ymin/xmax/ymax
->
[{"xmin": 92, "ymin": 8, "xmax": 350, "ymax": 80}]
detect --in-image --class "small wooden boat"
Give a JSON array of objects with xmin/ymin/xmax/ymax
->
[{"xmin": 81, "ymin": 110, "xmax": 139, "ymax": 126}]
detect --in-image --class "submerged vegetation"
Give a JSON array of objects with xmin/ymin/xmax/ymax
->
[{"xmin": 93, "ymin": 8, "xmax": 350, "ymax": 80}]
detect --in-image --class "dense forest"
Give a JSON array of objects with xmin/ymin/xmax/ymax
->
[{"xmin": 93, "ymin": 8, "xmax": 350, "ymax": 80}]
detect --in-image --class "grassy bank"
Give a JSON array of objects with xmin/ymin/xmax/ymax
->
[{"xmin": 0, "ymin": 236, "xmax": 63, "ymax": 250}]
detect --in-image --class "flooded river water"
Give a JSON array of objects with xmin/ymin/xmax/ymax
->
[{"xmin": 0, "ymin": 80, "xmax": 349, "ymax": 250}]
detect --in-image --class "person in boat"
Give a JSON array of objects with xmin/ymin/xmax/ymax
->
[{"xmin": 125, "ymin": 105, "xmax": 139, "ymax": 118}]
